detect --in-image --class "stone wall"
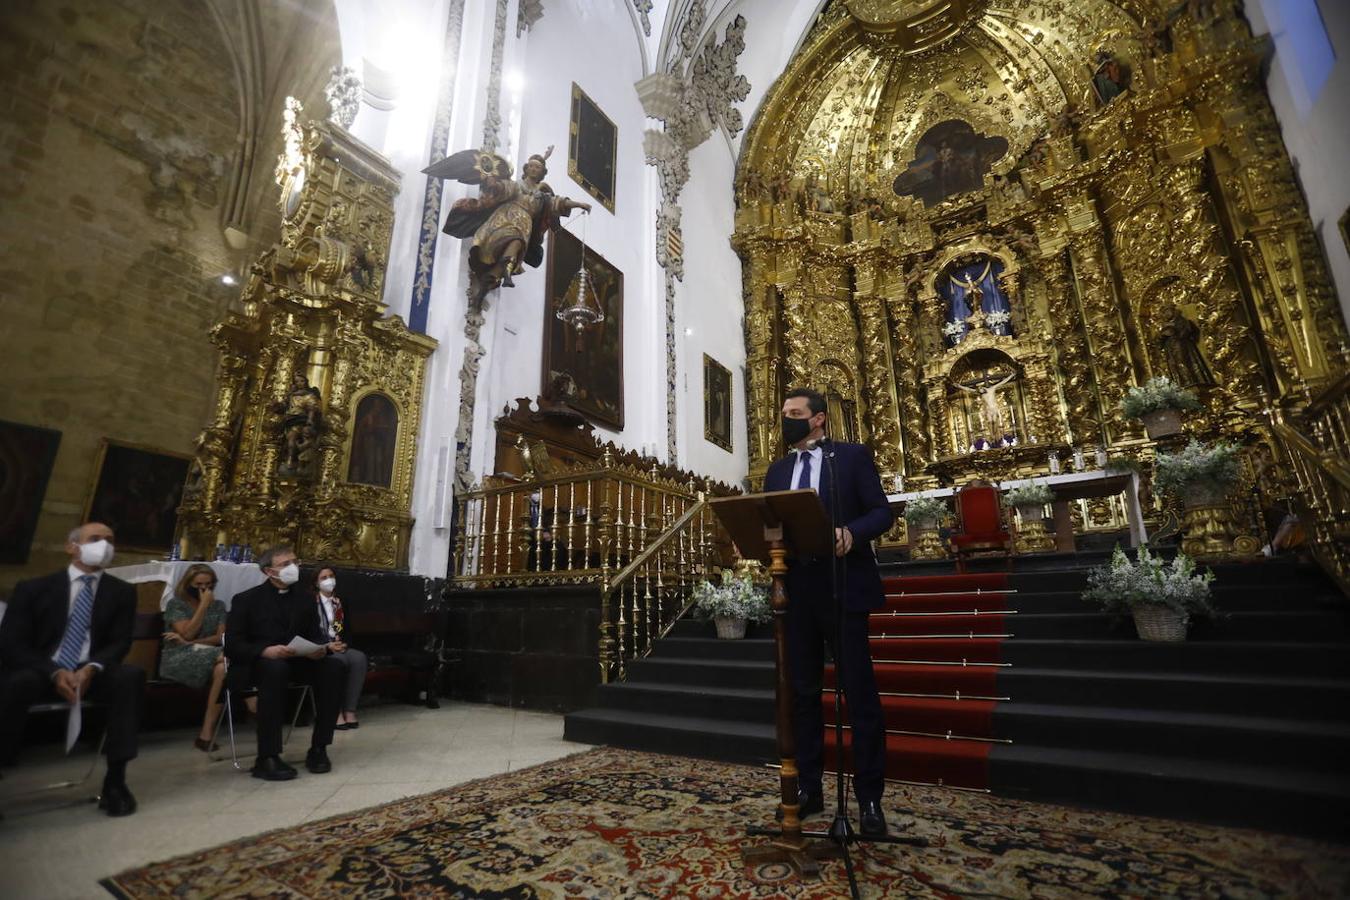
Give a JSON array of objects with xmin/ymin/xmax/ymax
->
[{"xmin": 0, "ymin": 0, "xmax": 338, "ymax": 591}]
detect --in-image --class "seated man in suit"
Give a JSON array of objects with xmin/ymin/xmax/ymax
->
[
  {"xmin": 0, "ymin": 522, "xmax": 144, "ymax": 816},
  {"xmin": 764, "ymin": 388, "xmax": 895, "ymax": 837},
  {"xmin": 225, "ymin": 545, "xmax": 344, "ymax": 781}
]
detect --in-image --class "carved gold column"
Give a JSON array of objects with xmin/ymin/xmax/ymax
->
[
  {"xmin": 1031, "ymin": 246, "xmax": 1096, "ymax": 447},
  {"xmin": 1208, "ymin": 66, "xmax": 1348, "ymax": 393},
  {"xmin": 1067, "ymin": 213, "xmax": 1133, "ymax": 444},
  {"xmin": 855, "ymin": 259, "xmax": 904, "ymax": 479},
  {"xmin": 884, "ymin": 284, "xmax": 930, "ymax": 477}
]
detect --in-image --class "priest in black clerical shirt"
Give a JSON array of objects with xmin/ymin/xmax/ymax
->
[{"xmin": 225, "ymin": 545, "xmax": 344, "ymax": 780}]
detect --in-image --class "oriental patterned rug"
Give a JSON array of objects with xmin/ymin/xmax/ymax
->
[{"xmin": 102, "ymin": 747, "xmax": 1348, "ymax": 899}]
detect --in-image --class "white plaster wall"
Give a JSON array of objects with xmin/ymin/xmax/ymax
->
[
  {"xmin": 402, "ymin": 0, "xmax": 500, "ymax": 579},
  {"xmin": 476, "ymin": 0, "xmax": 662, "ymax": 463},
  {"xmin": 675, "ymin": 136, "xmax": 748, "ymax": 486},
  {"xmin": 1245, "ymin": 0, "xmax": 1350, "ymax": 330}
]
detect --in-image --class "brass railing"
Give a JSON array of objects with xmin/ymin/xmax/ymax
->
[
  {"xmin": 452, "ymin": 450, "xmax": 731, "ymax": 680},
  {"xmin": 1268, "ymin": 385, "xmax": 1350, "ymax": 596}
]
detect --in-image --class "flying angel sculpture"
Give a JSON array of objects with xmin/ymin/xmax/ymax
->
[{"xmin": 423, "ymin": 145, "xmax": 591, "ymax": 302}]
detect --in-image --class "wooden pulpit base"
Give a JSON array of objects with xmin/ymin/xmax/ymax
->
[{"xmin": 708, "ymin": 492, "xmax": 842, "ymax": 880}]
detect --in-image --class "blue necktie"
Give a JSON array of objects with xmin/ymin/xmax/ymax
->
[
  {"xmin": 795, "ymin": 451, "xmax": 813, "ymax": 490},
  {"xmin": 56, "ymin": 575, "xmax": 96, "ymax": 671}
]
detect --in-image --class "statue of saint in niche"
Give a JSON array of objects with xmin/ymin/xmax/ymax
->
[
  {"xmin": 1092, "ymin": 50, "xmax": 1132, "ymax": 105},
  {"xmin": 423, "ymin": 145, "xmax": 591, "ymax": 302},
  {"xmin": 1159, "ymin": 309, "xmax": 1215, "ymax": 388},
  {"xmin": 892, "ymin": 120, "xmax": 1008, "ymax": 206},
  {"xmin": 276, "ymin": 372, "xmax": 323, "ymax": 479}
]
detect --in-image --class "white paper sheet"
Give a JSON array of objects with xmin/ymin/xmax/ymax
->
[
  {"xmin": 65, "ymin": 688, "xmax": 81, "ymax": 754},
  {"xmin": 285, "ymin": 635, "xmax": 326, "ymax": 656}
]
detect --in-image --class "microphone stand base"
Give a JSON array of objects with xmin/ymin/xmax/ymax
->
[{"xmin": 801, "ymin": 827, "xmax": 928, "ymax": 848}]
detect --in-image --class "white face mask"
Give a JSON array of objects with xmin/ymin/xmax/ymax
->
[
  {"xmin": 78, "ymin": 539, "xmax": 115, "ymax": 569},
  {"xmin": 274, "ymin": 562, "xmax": 300, "ymax": 586},
  {"xmin": 318, "ymin": 577, "xmax": 336, "ymax": 594}
]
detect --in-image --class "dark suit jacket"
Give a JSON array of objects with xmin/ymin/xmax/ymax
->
[
  {"xmin": 224, "ymin": 581, "xmax": 327, "ymax": 686},
  {"xmin": 0, "ymin": 570, "xmax": 136, "ymax": 676},
  {"xmin": 763, "ymin": 441, "xmax": 895, "ymax": 612}
]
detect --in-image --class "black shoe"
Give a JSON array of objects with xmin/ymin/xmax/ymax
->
[
  {"xmin": 251, "ymin": 755, "xmax": 298, "ymax": 781},
  {"xmin": 98, "ymin": 781, "xmax": 137, "ymax": 817},
  {"xmin": 305, "ymin": 747, "xmax": 332, "ymax": 774},
  {"xmin": 775, "ymin": 788, "xmax": 825, "ymax": 821},
  {"xmin": 859, "ymin": 799, "xmax": 887, "ymax": 837}
]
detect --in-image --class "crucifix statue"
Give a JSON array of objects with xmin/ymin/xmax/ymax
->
[{"xmin": 953, "ymin": 369, "xmax": 1017, "ymax": 439}]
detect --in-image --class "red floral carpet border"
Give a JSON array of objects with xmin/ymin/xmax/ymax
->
[{"xmin": 102, "ymin": 747, "xmax": 1349, "ymax": 899}]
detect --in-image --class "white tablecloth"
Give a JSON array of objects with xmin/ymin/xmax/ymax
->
[
  {"xmin": 888, "ymin": 470, "xmax": 1148, "ymax": 546},
  {"xmin": 105, "ymin": 560, "xmax": 268, "ymax": 611}
]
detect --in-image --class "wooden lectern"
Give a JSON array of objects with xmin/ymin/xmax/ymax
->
[{"xmin": 708, "ymin": 489, "xmax": 840, "ymax": 877}]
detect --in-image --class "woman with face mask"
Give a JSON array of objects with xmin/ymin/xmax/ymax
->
[
  {"xmin": 160, "ymin": 564, "xmax": 228, "ymax": 751},
  {"xmin": 313, "ymin": 566, "xmax": 368, "ymax": 730}
]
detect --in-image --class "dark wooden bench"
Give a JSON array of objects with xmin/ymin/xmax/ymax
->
[{"xmin": 353, "ymin": 608, "xmax": 449, "ymax": 709}]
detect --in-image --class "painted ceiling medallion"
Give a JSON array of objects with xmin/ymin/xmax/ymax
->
[{"xmin": 844, "ymin": 0, "xmax": 989, "ymax": 53}]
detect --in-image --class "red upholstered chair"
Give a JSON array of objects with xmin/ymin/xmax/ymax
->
[{"xmin": 949, "ymin": 483, "xmax": 1013, "ymax": 573}]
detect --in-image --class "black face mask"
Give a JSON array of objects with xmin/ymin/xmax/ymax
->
[{"xmin": 782, "ymin": 415, "xmax": 813, "ymax": 448}]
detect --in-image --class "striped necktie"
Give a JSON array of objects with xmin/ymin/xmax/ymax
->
[{"xmin": 55, "ymin": 575, "xmax": 96, "ymax": 670}]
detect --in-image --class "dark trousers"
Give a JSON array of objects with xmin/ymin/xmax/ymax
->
[
  {"xmin": 786, "ymin": 582, "xmax": 885, "ymax": 803},
  {"xmin": 0, "ymin": 664, "xmax": 145, "ymax": 764},
  {"xmin": 248, "ymin": 655, "xmax": 344, "ymax": 757}
]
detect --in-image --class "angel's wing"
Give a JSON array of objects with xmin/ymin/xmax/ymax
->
[{"xmin": 422, "ymin": 148, "xmax": 512, "ymax": 184}]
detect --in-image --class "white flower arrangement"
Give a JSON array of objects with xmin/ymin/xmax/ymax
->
[
  {"xmin": 1003, "ymin": 481, "xmax": 1053, "ymax": 508},
  {"xmin": 691, "ymin": 570, "xmax": 771, "ymax": 623},
  {"xmin": 1083, "ymin": 545, "xmax": 1217, "ymax": 625},
  {"xmin": 903, "ymin": 495, "xmax": 948, "ymax": 526},
  {"xmin": 984, "ymin": 310, "xmax": 1012, "ymax": 328},
  {"xmin": 942, "ymin": 320, "xmax": 968, "ymax": 338},
  {"xmin": 1153, "ymin": 439, "xmax": 1241, "ymax": 498},
  {"xmin": 1120, "ymin": 376, "xmax": 1202, "ymax": 419}
]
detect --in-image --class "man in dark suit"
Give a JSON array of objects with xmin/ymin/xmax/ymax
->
[
  {"xmin": 225, "ymin": 544, "xmax": 344, "ymax": 781},
  {"xmin": 763, "ymin": 388, "xmax": 894, "ymax": 837},
  {"xmin": 0, "ymin": 522, "xmax": 144, "ymax": 816}
]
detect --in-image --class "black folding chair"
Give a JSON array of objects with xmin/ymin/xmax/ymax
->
[{"xmin": 209, "ymin": 635, "xmax": 317, "ymax": 769}]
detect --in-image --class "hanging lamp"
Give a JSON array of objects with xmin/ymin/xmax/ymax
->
[{"xmin": 555, "ymin": 210, "xmax": 604, "ymax": 335}]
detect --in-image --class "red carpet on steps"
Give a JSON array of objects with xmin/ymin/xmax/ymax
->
[{"xmin": 823, "ymin": 572, "xmax": 1012, "ymax": 790}]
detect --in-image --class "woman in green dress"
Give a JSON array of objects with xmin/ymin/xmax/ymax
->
[{"xmin": 160, "ymin": 564, "xmax": 227, "ymax": 751}]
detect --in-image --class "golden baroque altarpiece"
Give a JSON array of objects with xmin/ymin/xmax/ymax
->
[
  {"xmin": 177, "ymin": 100, "xmax": 436, "ymax": 569},
  {"xmin": 733, "ymin": 0, "xmax": 1348, "ymax": 550}
]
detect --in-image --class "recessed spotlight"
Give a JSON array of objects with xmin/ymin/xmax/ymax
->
[
  {"xmin": 684, "ymin": 327, "xmax": 694, "ymax": 336},
  {"xmin": 221, "ymin": 274, "xmax": 237, "ymax": 285}
]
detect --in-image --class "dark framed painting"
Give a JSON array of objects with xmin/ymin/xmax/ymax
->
[
  {"xmin": 568, "ymin": 83, "xmax": 617, "ymax": 213},
  {"xmin": 543, "ymin": 228, "xmax": 624, "ymax": 429},
  {"xmin": 347, "ymin": 392, "xmax": 399, "ymax": 488},
  {"xmin": 891, "ymin": 119, "xmax": 1008, "ymax": 206},
  {"xmin": 704, "ymin": 355, "xmax": 733, "ymax": 452},
  {"xmin": 0, "ymin": 419, "xmax": 62, "ymax": 564},
  {"xmin": 83, "ymin": 439, "xmax": 192, "ymax": 555}
]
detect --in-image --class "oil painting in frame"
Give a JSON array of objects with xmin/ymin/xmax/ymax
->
[
  {"xmin": 704, "ymin": 354, "xmax": 733, "ymax": 452},
  {"xmin": 543, "ymin": 228, "xmax": 624, "ymax": 429},
  {"xmin": 83, "ymin": 439, "xmax": 192, "ymax": 555},
  {"xmin": 0, "ymin": 419, "xmax": 62, "ymax": 564},
  {"xmin": 568, "ymin": 83, "xmax": 617, "ymax": 213}
]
